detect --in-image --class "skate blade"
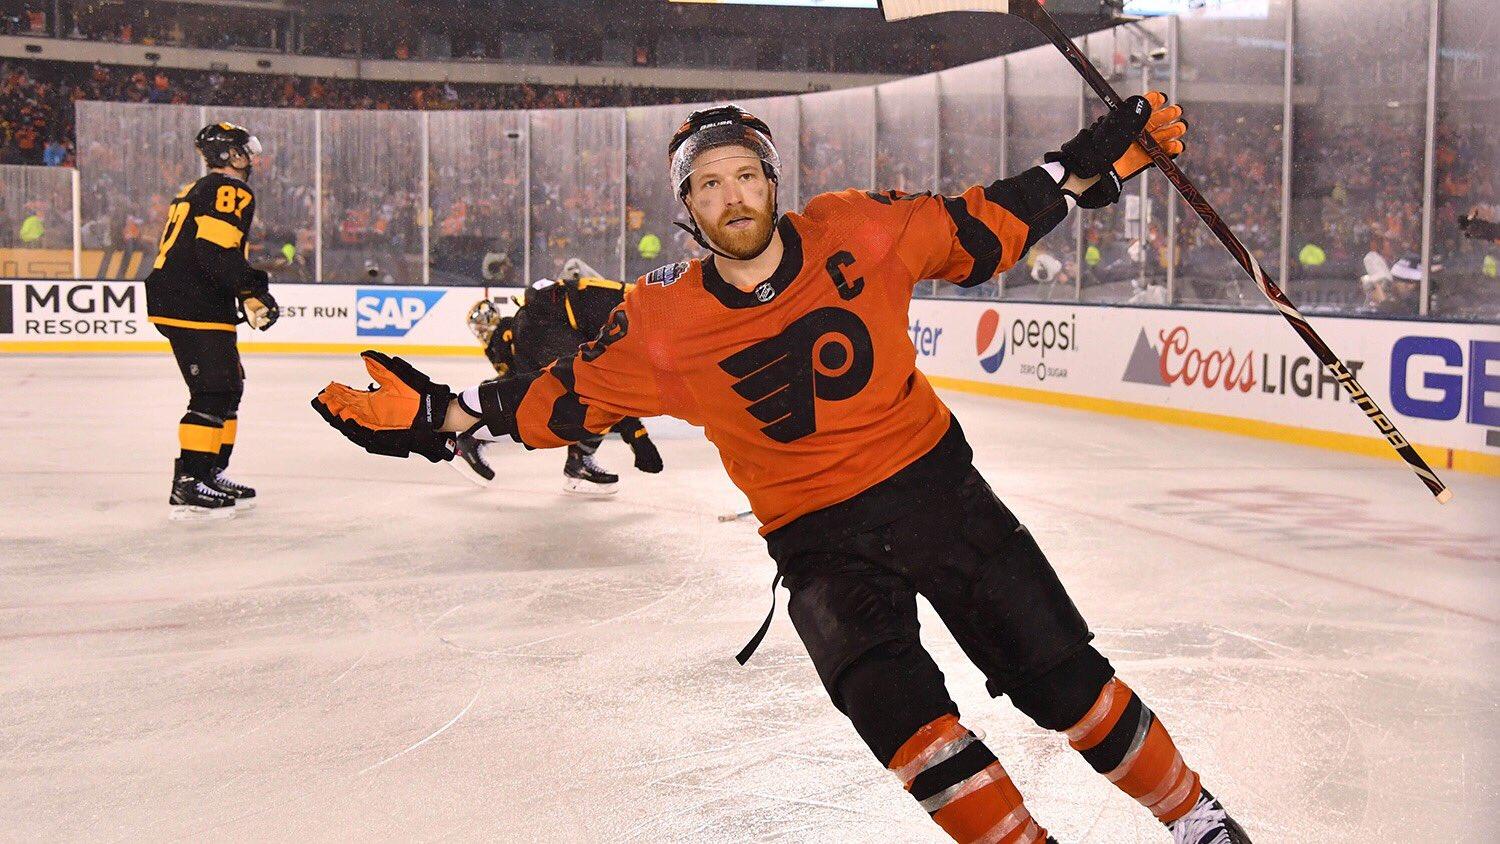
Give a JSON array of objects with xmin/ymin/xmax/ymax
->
[
  {"xmin": 447, "ymin": 456, "xmax": 495, "ymax": 488},
  {"xmin": 562, "ymin": 477, "xmax": 618, "ymax": 496},
  {"xmin": 231, "ymin": 498, "xmax": 256, "ymax": 511},
  {"xmin": 169, "ymin": 503, "xmax": 237, "ymax": 522}
]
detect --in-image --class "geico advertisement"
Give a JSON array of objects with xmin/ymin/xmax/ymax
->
[
  {"xmin": 0, "ymin": 279, "xmax": 147, "ymax": 337},
  {"xmin": 907, "ymin": 298, "xmax": 1500, "ymax": 455}
]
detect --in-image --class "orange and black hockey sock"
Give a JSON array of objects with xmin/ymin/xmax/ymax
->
[
  {"xmin": 216, "ymin": 416, "xmax": 237, "ymax": 470},
  {"xmin": 1065, "ymin": 678, "xmax": 1202, "ymax": 824},
  {"xmin": 178, "ymin": 410, "xmax": 224, "ymax": 478},
  {"xmin": 889, "ymin": 715, "xmax": 1049, "ymax": 843}
]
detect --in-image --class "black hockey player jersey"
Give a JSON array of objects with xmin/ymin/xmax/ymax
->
[
  {"xmin": 526, "ymin": 275, "xmax": 633, "ymax": 340},
  {"xmin": 144, "ymin": 172, "xmax": 260, "ymax": 330}
]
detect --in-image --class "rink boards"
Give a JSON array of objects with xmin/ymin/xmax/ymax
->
[
  {"xmin": 907, "ymin": 298, "xmax": 1499, "ymax": 476},
  {"xmin": 0, "ymin": 277, "xmax": 1496, "ymax": 474}
]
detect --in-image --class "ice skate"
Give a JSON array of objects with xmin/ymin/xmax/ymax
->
[
  {"xmin": 205, "ymin": 469, "xmax": 256, "ymax": 510},
  {"xmin": 169, "ymin": 460, "xmax": 237, "ymax": 521},
  {"xmin": 1168, "ymin": 789, "xmax": 1251, "ymax": 844},
  {"xmin": 448, "ymin": 432, "xmax": 495, "ymax": 487},
  {"xmin": 563, "ymin": 446, "xmax": 617, "ymax": 495}
]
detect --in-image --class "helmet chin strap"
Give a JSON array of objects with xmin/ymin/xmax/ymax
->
[{"xmin": 674, "ymin": 182, "xmax": 780, "ymax": 263}]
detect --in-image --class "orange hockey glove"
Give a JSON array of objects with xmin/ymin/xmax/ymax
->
[
  {"xmin": 1111, "ymin": 90, "xmax": 1187, "ymax": 183},
  {"xmin": 311, "ymin": 350, "xmax": 454, "ymax": 462}
]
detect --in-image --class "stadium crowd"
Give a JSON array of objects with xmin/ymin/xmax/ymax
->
[
  {"xmin": 4, "ymin": 27, "xmax": 1490, "ymax": 313},
  {"xmin": 0, "ymin": 59, "xmax": 754, "ymax": 167},
  {"xmin": 4, "ymin": 0, "xmax": 961, "ymax": 76}
]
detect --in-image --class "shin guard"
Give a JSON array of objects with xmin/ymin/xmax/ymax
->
[
  {"xmin": 889, "ymin": 715, "xmax": 1048, "ymax": 844},
  {"xmin": 1066, "ymin": 678, "xmax": 1201, "ymax": 823}
]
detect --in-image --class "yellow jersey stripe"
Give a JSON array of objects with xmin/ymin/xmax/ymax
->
[
  {"xmin": 195, "ymin": 215, "xmax": 244, "ymax": 249},
  {"xmin": 576, "ymin": 277, "xmax": 625, "ymax": 291},
  {"xmin": 148, "ymin": 315, "xmax": 238, "ymax": 332}
]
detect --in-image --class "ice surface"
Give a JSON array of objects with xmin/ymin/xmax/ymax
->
[{"xmin": 2, "ymin": 354, "xmax": 1496, "ymax": 842}]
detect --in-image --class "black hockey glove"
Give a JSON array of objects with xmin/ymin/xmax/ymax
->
[
  {"xmin": 1049, "ymin": 95, "xmax": 1152, "ymax": 180},
  {"xmin": 612, "ymin": 418, "xmax": 662, "ymax": 473},
  {"xmin": 311, "ymin": 351, "xmax": 455, "ymax": 462},
  {"xmin": 1047, "ymin": 91, "xmax": 1187, "ymax": 209},
  {"xmin": 629, "ymin": 433, "xmax": 663, "ymax": 474}
]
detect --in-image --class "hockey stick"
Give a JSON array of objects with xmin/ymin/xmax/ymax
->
[
  {"xmin": 718, "ymin": 509, "xmax": 753, "ymax": 523},
  {"xmin": 878, "ymin": 0, "xmax": 1452, "ymax": 503}
]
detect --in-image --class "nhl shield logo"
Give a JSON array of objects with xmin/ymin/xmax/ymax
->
[{"xmin": 754, "ymin": 282, "xmax": 776, "ymax": 303}]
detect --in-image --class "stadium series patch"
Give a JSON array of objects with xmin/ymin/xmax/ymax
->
[{"xmin": 645, "ymin": 262, "xmax": 689, "ymax": 287}]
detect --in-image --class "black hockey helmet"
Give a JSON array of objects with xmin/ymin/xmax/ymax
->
[
  {"xmin": 195, "ymin": 122, "xmax": 261, "ymax": 169},
  {"xmin": 668, "ymin": 105, "xmax": 780, "ymax": 198}
]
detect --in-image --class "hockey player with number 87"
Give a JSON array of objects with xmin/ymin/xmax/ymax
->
[
  {"xmin": 146, "ymin": 122, "xmax": 280, "ymax": 521},
  {"xmin": 312, "ymin": 97, "xmax": 1250, "ymax": 843}
]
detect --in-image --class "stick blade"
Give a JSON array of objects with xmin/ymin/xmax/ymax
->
[{"xmin": 879, "ymin": 0, "xmax": 1013, "ymax": 21}]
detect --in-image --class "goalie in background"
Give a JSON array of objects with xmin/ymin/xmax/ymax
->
[{"xmin": 453, "ymin": 258, "xmax": 663, "ymax": 494}]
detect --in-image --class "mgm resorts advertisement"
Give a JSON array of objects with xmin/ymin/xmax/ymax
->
[
  {"xmin": 0, "ymin": 279, "xmax": 493, "ymax": 352},
  {"xmin": 907, "ymin": 298, "xmax": 1499, "ymax": 467}
]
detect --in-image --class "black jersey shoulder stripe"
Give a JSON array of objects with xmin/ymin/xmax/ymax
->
[{"xmin": 940, "ymin": 194, "xmax": 1003, "ymax": 288}]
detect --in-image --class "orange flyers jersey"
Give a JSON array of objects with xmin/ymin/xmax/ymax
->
[{"xmin": 482, "ymin": 166, "xmax": 1070, "ymax": 534}]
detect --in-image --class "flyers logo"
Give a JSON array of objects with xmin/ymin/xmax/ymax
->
[{"xmin": 718, "ymin": 307, "xmax": 874, "ymax": 443}]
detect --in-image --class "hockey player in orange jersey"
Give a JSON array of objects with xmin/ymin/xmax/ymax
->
[{"xmin": 312, "ymin": 99, "xmax": 1250, "ymax": 844}]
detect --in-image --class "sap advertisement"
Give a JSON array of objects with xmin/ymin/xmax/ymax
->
[
  {"xmin": 0, "ymin": 280, "xmax": 496, "ymax": 352},
  {"xmin": 907, "ymin": 298, "xmax": 1500, "ymax": 461}
]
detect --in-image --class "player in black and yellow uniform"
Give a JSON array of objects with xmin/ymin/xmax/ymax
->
[
  {"xmin": 146, "ymin": 122, "xmax": 280, "ymax": 521},
  {"xmin": 454, "ymin": 258, "xmax": 662, "ymax": 493}
]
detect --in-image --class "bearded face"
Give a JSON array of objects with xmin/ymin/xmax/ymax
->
[{"xmin": 685, "ymin": 147, "xmax": 777, "ymax": 260}]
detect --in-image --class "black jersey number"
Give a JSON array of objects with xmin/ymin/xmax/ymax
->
[{"xmin": 153, "ymin": 201, "xmax": 192, "ymax": 269}]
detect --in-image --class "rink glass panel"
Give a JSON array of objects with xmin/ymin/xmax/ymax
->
[
  {"xmin": 798, "ymin": 88, "xmax": 876, "ymax": 203},
  {"xmin": 1431, "ymin": 0, "xmax": 1499, "ymax": 321},
  {"xmin": 52, "ymin": 8, "xmax": 1495, "ymax": 322},
  {"xmin": 428, "ymin": 111, "xmax": 527, "ymax": 288},
  {"xmin": 875, "ymin": 75, "xmax": 943, "ymax": 298},
  {"xmin": 625, "ymin": 103, "xmax": 701, "ymax": 282},
  {"xmin": 212, "ymin": 107, "xmax": 317, "ymax": 283},
  {"xmin": 1003, "ymin": 45, "xmax": 1082, "ymax": 303},
  {"xmin": 1171, "ymin": 8, "xmax": 1285, "ymax": 311},
  {"xmin": 1077, "ymin": 23, "xmax": 1176, "ymax": 307},
  {"xmin": 1289, "ymin": 0, "xmax": 1430, "ymax": 317},
  {"xmin": 0, "ymin": 165, "xmax": 73, "ymax": 278},
  {"xmin": 737, "ymin": 95, "xmax": 801, "ymax": 228},
  {"xmin": 937, "ymin": 58, "xmax": 1006, "ymax": 301},
  {"xmin": 319, "ymin": 110, "xmax": 424, "ymax": 284},
  {"xmin": 76, "ymin": 101, "xmax": 203, "ymax": 278},
  {"xmin": 528, "ymin": 109, "xmax": 625, "ymax": 283}
]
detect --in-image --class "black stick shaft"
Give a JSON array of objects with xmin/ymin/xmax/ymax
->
[{"xmin": 1008, "ymin": 0, "xmax": 1450, "ymax": 503}]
